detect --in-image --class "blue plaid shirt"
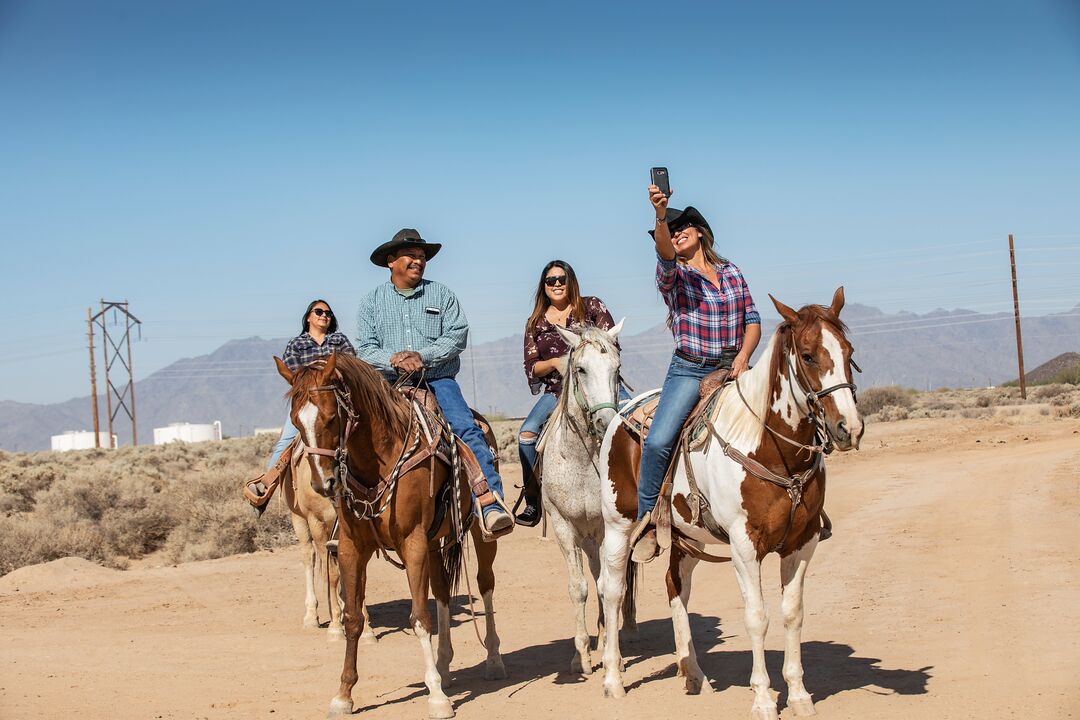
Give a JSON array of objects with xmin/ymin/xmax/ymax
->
[
  {"xmin": 356, "ymin": 280, "xmax": 468, "ymax": 382},
  {"xmin": 281, "ymin": 332, "xmax": 356, "ymax": 372}
]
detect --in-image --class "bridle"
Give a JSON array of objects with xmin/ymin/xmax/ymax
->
[
  {"xmin": 567, "ymin": 338, "xmax": 620, "ymax": 439},
  {"xmin": 782, "ymin": 327, "xmax": 860, "ymax": 453}
]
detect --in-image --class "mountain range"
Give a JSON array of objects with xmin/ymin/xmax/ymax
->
[{"xmin": 1, "ymin": 302, "xmax": 1077, "ymax": 452}]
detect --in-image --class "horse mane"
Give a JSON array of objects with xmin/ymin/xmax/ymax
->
[
  {"xmin": 713, "ymin": 303, "xmax": 847, "ymax": 447},
  {"xmin": 287, "ymin": 354, "xmax": 412, "ymax": 436},
  {"xmin": 556, "ymin": 325, "xmax": 620, "ymax": 418}
]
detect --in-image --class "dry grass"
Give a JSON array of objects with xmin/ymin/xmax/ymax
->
[
  {"xmin": 0, "ymin": 425, "xmax": 524, "ymax": 577},
  {"xmin": 861, "ymin": 383, "xmax": 1080, "ymax": 423}
]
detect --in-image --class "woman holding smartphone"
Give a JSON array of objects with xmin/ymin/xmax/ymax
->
[
  {"xmin": 514, "ymin": 260, "xmax": 619, "ymax": 526},
  {"xmin": 242, "ymin": 299, "xmax": 356, "ymax": 513},
  {"xmin": 630, "ymin": 186, "xmax": 762, "ymax": 562}
]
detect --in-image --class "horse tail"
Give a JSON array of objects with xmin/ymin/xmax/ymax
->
[
  {"xmin": 622, "ymin": 553, "xmax": 638, "ymax": 628},
  {"xmin": 440, "ymin": 539, "xmax": 464, "ymax": 596}
]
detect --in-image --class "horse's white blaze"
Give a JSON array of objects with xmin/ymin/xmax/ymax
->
[
  {"xmin": 821, "ymin": 327, "xmax": 862, "ymax": 434},
  {"xmin": 296, "ymin": 401, "xmax": 326, "ymax": 482},
  {"xmin": 770, "ymin": 350, "xmax": 802, "ymax": 432}
]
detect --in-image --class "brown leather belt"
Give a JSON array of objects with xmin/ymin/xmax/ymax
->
[{"xmin": 674, "ymin": 348, "xmax": 735, "ymax": 367}]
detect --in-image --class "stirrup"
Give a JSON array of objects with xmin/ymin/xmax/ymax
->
[
  {"xmin": 477, "ymin": 491, "xmax": 515, "ymax": 542},
  {"xmin": 629, "ymin": 516, "xmax": 661, "ymax": 564}
]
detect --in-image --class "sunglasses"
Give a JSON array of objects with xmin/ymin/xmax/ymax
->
[
  {"xmin": 312, "ymin": 308, "xmax": 334, "ymax": 318},
  {"xmin": 544, "ymin": 275, "xmax": 568, "ymax": 287}
]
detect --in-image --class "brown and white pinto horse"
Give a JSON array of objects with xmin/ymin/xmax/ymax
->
[
  {"xmin": 276, "ymin": 352, "xmax": 505, "ymax": 720},
  {"xmin": 598, "ymin": 287, "xmax": 863, "ymax": 720}
]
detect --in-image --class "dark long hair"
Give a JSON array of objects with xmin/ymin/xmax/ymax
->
[
  {"xmin": 526, "ymin": 260, "xmax": 586, "ymax": 334},
  {"xmin": 301, "ymin": 298, "xmax": 339, "ymax": 334}
]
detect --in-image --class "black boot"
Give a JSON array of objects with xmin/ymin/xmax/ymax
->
[{"xmin": 514, "ymin": 483, "xmax": 542, "ymax": 527}]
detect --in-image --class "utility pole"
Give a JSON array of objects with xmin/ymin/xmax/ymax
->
[
  {"xmin": 90, "ymin": 300, "xmax": 142, "ymax": 446},
  {"xmin": 1008, "ymin": 234, "xmax": 1026, "ymax": 399},
  {"xmin": 87, "ymin": 307, "xmax": 101, "ymax": 447}
]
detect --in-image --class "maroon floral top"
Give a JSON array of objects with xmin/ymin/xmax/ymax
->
[{"xmin": 523, "ymin": 296, "xmax": 617, "ymax": 397}]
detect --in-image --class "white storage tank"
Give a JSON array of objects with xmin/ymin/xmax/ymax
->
[
  {"xmin": 51, "ymin": 430, "xmax": 117, "ymax": 452},
  {"xmin": 153, "ymin": 421, "xmax": 223, "ymax": 445}
]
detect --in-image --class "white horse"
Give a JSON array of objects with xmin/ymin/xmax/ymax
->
[
  {"xmin": 598, "ymin": 289, "xmax": 864, "ymax": 720},
  {"xmin": 537, "ymin": 321, "xmax": 631, "ymax": 675},
  {"xmin": 284, "ymin": 444, "xmax": 375, "ymax": 643}
]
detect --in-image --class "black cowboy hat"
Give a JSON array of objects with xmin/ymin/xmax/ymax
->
[
  {"xmin": 648, "ymin": 205, "xmax": 713, "ymax": 238},
  {"xmin": 369, "ymin": 228, "xmax": 443, "ymax": 267}
]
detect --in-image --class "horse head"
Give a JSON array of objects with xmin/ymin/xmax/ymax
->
[
  {"xmin": 275, "ymin": 352, "xmax": 346, "ymax": 497},
  {"xmin": 556, "ymin": 319, "xmax": 625, "ymax": 436},
  {"xmin": 769, "ymin": 287, "xmax": 864, "ymax": 451}
]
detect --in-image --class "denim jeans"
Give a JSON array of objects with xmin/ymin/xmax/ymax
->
[
  {"xmin": 518, "ymin": 392, "xmax": 559, "ymax": 486},
  {"xmin": 637, "ymin": 352, "xmax": 734, "ymax": 519},
  {"xmin": 267, "ymin": 415, "xmax": 299, "ymax": 469},
  {"xmin": 428, "ymin": 378, "xmax": 505, "ymax": 512}
]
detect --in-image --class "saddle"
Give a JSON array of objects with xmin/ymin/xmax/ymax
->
[{"xmin": 621, "ymin": 367, "xmax": 732, "ymax": 453}]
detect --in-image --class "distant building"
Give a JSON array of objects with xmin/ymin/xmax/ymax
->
[
  {"xmin": 51, "ymin": 430, "xmax": 117, "ymax": 452},
  {"xmin": 153, "ymin": 421, "xmax": 223, "ymax": 445},
  {"xmin": 253, "ymin": 426, "xmax": 283, "ymax": 436}
]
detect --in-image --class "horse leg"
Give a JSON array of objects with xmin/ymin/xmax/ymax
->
[
  {"xmin": 667, "ymin": 544, "xmax": 710, "ymax": 694},
  {"xmin": 291, "ymin": 513, "xmax": 319, "ymax": 629},
  {"xmin": 429, "ymin": 548, "xmax": 455, "ymax": 687},
  {"xmin": 310, "ymin": 519, "xmax": 343, "ymax": 640},
  {"xmin": 327, "ymin": 529, "xmax": 372, "ymax": 718},
  {"xmin": 471, "ymin": 524, "xmax": 506, "ymax": 679},
  {"xmin": 599, "ymin": 528, "xmax": 630, "ymax": 698},
  {"xmin": 359, "ymin": 596, "xmax": 377, "ymax": 645},
  {"xmin": 731, "ymin": 535, "xmax": 778, "ymax": 720},
  {"xmin": 402, "ymin": 532, "xmax": 454, "ymax": 719},
  {"xmin": 780, "ymin": 536, "xmax": 819, "ymax": 717},
  {"xmin": 584, "ymin": 538, "xmax": 605, "ymax": 656},
  {"xmin": 549, "ymin": 511, "xmax": 592, "ymax": 675}
]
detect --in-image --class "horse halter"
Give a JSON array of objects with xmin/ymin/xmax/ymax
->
[
  {"xmin": 300, "ymin": 374, "xmax": 360, "ymax": 495},
  {"xmin": 784, "ymin": 329, "xmax": 859, "ymax": 452},
  {"xmin": 568, "ymin": 338, "xmax": 620, "ymax": 437}
]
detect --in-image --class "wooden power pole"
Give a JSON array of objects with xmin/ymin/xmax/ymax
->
[{"xmin": 1008, "ymin": 234, "xmax": 1026, "ymax": 399}]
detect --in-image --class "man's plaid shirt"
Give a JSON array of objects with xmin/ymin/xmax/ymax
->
[
  {"xmin": 656, "ymin": 255, "xmax": 761, "ymax": 358},
  {"xmin": 281, "ymin": 332, "xmax": 356, "ymax": 372}
]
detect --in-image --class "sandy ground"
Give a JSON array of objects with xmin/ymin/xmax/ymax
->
[{"xmin": 2, "ymin": 415, "xmax": 1078, "ymax": 720}]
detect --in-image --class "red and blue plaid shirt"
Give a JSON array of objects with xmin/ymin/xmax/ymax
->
[{"xmin": 656, "ymin": 255, "xmax": 761, "ymax": 358}]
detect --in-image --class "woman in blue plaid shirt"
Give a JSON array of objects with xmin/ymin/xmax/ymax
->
[
  {"xmin": 630, "ymin": 185, "xmax": 762, "ymax": 562},
  {"xmin": 243, "ymin": 299, "xmax": 355, "ymax": 512}
]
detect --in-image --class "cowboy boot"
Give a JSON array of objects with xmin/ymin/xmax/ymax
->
[
  {"xmin": 242, "ymin": 440, "xmax": 296, "ymax": 515},
  {"xmin": 629, "ymin": 516, "xmax": 660, "ymax": 564},
  {"xmin": 513, "ymin": 472, "xmax": 543, "ymax": 527}
]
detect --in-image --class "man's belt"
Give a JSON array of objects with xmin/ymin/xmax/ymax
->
[{"xmin": 674, "ymin": 348, "xmax": 736, "ymax": 367}]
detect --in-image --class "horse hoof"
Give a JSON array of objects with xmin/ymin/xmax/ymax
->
[
  {"xmin": 684, "ymin": 674, "xmax": 711, "ymax": 695},
  {"xmin": 359, "ymin": 631, "xmax": 379, "ymax": 646},
  {"xmin": 787, "ymin": 698, "xmax": 816, "ymax": 716},
  {"xmin": 428, "ymin": 697, "xmax": 455, "ymax": 719},
  {"xmin": 484, "ymin": 658, "xmax": 507, "ymax": 680},
  {"xmin": 603, "ymin": 681, "xmax": 626, "ymax": 699},
  {"xmin": 570, "ymin": 653, "xmax": 592, "ymax": 675},
  {"xmin": 327, "ymin": 696, "xmax": 353, "ymax": 718},
  {"xmin": 303, "ymin": 616, "xmax": 320, "ymax": 629},
  {"xmin": 750, "ymin": 705, "xmax": 779, "ymax": 720}
]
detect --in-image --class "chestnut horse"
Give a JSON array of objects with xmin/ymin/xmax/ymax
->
[
  {"xmin": 598, "ymin": 288, "xmax": 863, "ymax": 720},
  {"xmin": 276, "ymin": 353, "xmax": 504, "ymax": 719}
]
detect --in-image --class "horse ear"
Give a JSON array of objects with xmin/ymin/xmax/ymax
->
[
  {"xmin": 606, "ymin": 317, "xmax": 626, "ymax": 340},
  {"xmin": 829, "ymin": 286, "xmax": 845, "ymax": 317},
  {"xmin": 274, "ymin": 356, "xmax": 294, "ymax": 384},
  {"xmin": 555, "ymin": 325, "xmax": 582, "ymax": 348},
  {"xmin": 769, "ymin": 294, "xmax": 800, "ymax": 325},
  {"xmin": 321, "ymin": 351, "xmax": 339, "ymax": 378}
]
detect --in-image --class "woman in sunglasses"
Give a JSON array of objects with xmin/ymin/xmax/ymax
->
[
  {"xmin": 243, "ymin": 299, "xmax": 356, "ymax": 512},
  {"xmin": 514, "ymin": 260, "xmax": 619, "ymax": 526}
]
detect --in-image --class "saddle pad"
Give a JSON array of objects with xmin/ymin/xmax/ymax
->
[{"xmin": 619, "ymin": 383, "xmax": 728, "ymax": 451}]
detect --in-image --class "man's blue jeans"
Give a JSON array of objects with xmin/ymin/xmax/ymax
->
[
  {"xmin": 637, "ymin": 352, "xmax": 734, "ymax": 520},
  {"xmin": 429, "ymin": 378, "xmax": 505, "ymax": 509},
  {"xmin": 267, "ymin": 415, "xmax": 299, "ymax": 469},
  {"xmin": 518, "ymin": 392, "xmax": 559, "ymax": 485}
]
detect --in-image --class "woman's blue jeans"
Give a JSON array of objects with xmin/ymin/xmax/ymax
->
[
  {"xmin": 637, "ymin": 352, "xmax": 733, "ymax": 520},
  {"xmin": 518, "ymin": 392, "xmax": 559, "ymax": 485},
  {"xmin": 267, "ymin": 415, "xmax": 299, "ymax": 469}
]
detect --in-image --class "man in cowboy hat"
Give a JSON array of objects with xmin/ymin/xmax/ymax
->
[{"xmin": 356, "ymin": 228, "xmax": 514, "ymax": 538}]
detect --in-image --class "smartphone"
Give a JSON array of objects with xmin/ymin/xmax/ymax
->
[{"xmin": 650, "ymin": 167, "xmax": 670, "ymax": 198}]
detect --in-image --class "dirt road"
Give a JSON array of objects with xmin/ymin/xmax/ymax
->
[{"xmin": 2, "ymin": 415, "xmax": 1078, "ymax": 719}]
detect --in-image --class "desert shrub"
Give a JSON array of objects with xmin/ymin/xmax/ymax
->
[
  {"xmin": 975, "ymin": 395, "xmax": 992, "ymax": 408},
  {"xmin": 875, "ymin": 405, "xmax": 909, "ymax": 422},
  {"xmin": 859, "ymin": 386, "xmax": 914, "ymax": 415},
  {"xmin": 998, "ymin": 407, "xmax": 1021, "ymax": 417},
  {"xmin": 1050, "ymin": 395, "xmax": 1072, "ymax": 407},
  {"xmin": 1057, "ymin": 403, "xmax": 1080, "ymax": 419},
  {"xmin": 1034, "ymin": 384, "xmax": 1071, "ymax": 400},
  {"xmin": 960, "ymin": 407, "xmax": 991, "ymax": 419},
  {"xmin": 923, "ymin": 399, "xmax": 957, "ymax": 412}
]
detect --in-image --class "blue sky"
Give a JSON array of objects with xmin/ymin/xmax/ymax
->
[{"xmin": 1, "ymin": 0, "xmax": 1078, "ymax": 403}]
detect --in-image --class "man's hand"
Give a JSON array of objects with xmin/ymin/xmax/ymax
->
[{"xmin": 390, "ymin": 351, "xmax": 424, "ymax": 375}]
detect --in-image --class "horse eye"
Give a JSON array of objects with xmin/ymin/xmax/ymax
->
[
  {"xmin": 576, "ymin": 366, "xmax": 587, "ymax": 374},
  {"xmin": 801, "ymin": 352, "xmax": 815, "ymax": 364}
]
